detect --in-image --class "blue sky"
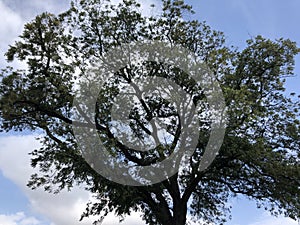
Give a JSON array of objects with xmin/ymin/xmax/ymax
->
[{"xmin": 0, "ymin": 0, "xmax": 299, "ymax": 225}]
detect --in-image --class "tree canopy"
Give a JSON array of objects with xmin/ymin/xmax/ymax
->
[{"xmin": 1, "ymin": 0, "xmax": 300, "ymax": 224}]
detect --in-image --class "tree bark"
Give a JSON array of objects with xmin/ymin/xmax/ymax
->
[{"xmin": 172, "ymin": 199, "xmax": 187, "ymax": 225}]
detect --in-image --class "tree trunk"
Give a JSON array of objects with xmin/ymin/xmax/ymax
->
[{"xmin": 172, "ymin": 200, "xmax": 187, "ymax": 225}]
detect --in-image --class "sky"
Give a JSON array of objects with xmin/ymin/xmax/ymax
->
[{"xmin": 0, "ymin": 0, "xmax": 299, "ymax": 225}]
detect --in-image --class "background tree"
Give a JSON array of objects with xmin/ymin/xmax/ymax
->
[{"xmin": 1, "ymin": 0, "xmax": 300, "ymax": 225}]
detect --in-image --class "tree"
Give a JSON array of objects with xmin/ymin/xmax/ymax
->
[{"xmin": 1, "ymin": 0, "xmax": 300, "ymax": 224}]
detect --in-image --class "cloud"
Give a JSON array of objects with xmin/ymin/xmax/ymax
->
[
  {"xmin": 0, "ymin": 0, "xmax": 161, "ymax": 70},
  {"xmin": 102, "ymin": 211, "xmax": 144, "ymax": 225},
  {"xmin": 0, "ymin": 0, "xmax": 70, "ymax": 70},
  {"xmin": 0, "ymin": 212, "xmax": 41, "ymax": 225},
  {"xmin": 0, "ymin": 135, "xmax": 96, "ymax": 225},
  {"xmin": 0, "ymin": 1, "xmax": 24, "ymax": 67},
  {"xmin": 0, "ymin": 1, "xmax": 23, "ymax": 43},
  {"xmin": 247, "ymin": 214, "xmax": 298, "ymax": 225},
  {"xmin": 1, "ymin": 0, "xmax": 69, "ymax": 20},
  {"xmin": 0, "ymin": 135, "xmax": 146, "ymax": 225},
  {"xmin": 133, "ymin": 0, "xmax": 162, "ymax": 17}
]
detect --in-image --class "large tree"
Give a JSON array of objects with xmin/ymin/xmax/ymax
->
[{"xmin": 1, "ymin": 0, "xmax": 300, "ymax": 224}]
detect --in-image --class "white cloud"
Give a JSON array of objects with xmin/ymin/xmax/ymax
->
[
  {"xmin": 102, "ymin": 211, "xmax": 144, "ymax": 225},
  {"xmin": 134, "ymin": 0, "xmax": 162, "ymax": 17},
  {"xmin": 247, "ymin": 213, "xmax": 298, "ymax": 225},
  {"xmin": 0, "ymin": 135, "xmax": 97, "ymax": 225},
  {"xmin": 1, "ymin": 0, "xmax": 69, "ymax": 20},
  {"xmin": 0, "ymin": 0, "xmax": 24, "ymax": 67},
  {"xmin": 0, "ymin": 1, "xmax": 23, "ymax": 45},
  {"xmin": 0, "ymin": 0, "xmax": 70, "ymax": 70},
  {"xmin": 0, "ymin": 212, "xmax": 41, "ymax": 225},
  {"xmin": 0, "ymin": 135, "xmax": 146, "ymax": 225}
]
